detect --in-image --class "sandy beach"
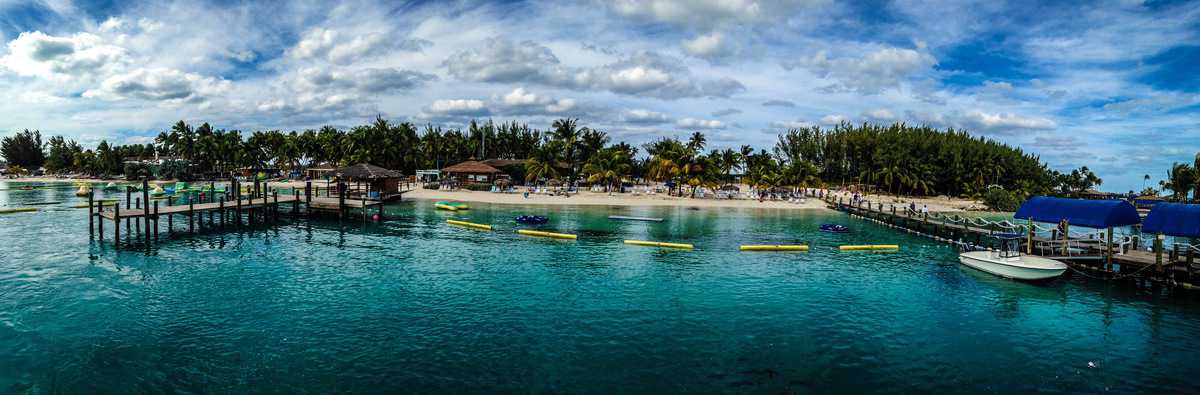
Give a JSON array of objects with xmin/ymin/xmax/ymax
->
[{"xmin": 403, "ymin": 187, "xmax": 829, "ymax": 210}]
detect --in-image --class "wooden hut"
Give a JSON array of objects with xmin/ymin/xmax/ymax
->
[
  {"xmin": 441, "ymin": 160, "xmax": 503, "ymax": 184},
  {"xmin": 333, "ymin": 163, "xmax": 405, "ymax": 201}
]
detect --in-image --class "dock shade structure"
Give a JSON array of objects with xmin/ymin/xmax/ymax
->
[
  {"xmin": 1013, "ymin": 196, "xmax": 1140, "ymax": 228},
  {"xmin": 1013, "ymin": 196, "xmax": 1140, "ymax": 263},
  {"xmin": 333, "ymin": 163, "xmax": 405, "ymax": 201},
  {"xmin": 1142, "ymin": 203, "xmax": 1200, "ymax": 238}
]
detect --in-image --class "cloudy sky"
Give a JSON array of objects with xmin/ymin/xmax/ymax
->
[{"xmin": 1, "ymin": 0, "xmax": 1197, "ymax": 192}]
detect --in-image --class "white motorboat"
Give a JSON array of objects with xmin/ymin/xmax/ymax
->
[{"xmin": 958, "ymin": 234, "xmax": 1068, "ymax": 280}]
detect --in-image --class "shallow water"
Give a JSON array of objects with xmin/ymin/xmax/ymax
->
[{"xmin": 2, "ymin": 181, "xmax": 1199, "ymax": 393}]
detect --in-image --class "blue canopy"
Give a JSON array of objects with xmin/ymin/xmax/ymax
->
[
  {"xmin": 1142, "ymin": 203, "xmax": 1200, "ymax": 237},
  {"xmin": 1013, "ymin": 196, "xmax": 1140, "ymax": 229}
]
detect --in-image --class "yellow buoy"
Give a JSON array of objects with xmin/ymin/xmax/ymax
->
[
  {"xmin": 838, "ymin": 245, "xmax": 899, "ymax": 251},
  {"xmin": 447, "ymin": 219, "xmax": 492, "ymax": 231},
  {"xmin": 517, "ymin": 229, "xmax": 577, "ymax": 240},
  {"xmin": 0, "ymin": 207, "xmax": 37, "ymax": 214},
  {"xmin": 740, "ymin": 245, "xmax": 809, "ymax": 252},
  {"xmin": 435, "ymin": 204, "xmax": 459, "ymax": 211},
  {"xmin": 624, "ymin": 239, "xmax": 693, "ymax": 249}
]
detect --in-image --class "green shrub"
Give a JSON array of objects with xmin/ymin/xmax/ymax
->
[{"xmin": 983, "ymin": 188, "xmax": 1021, "ymax": 211}]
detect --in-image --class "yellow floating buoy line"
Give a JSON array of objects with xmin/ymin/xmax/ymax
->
[
  {"xmin": 740, "ymin": 245, "xmax": 809, "ymax": 252},
  {"xmin": 0, "ymin": 207, "xmax": 38, "ymax": 214},
  {"xmin": 446, "ymin": 219, "xmax": 492, "ymax": 231},
  {"xmin": 624, "ymin": 239, "xmax": 694, "ymax": 249},
  {"xmin": 517, "ymin": 229, "xmax": 577, "ymax": 240},
  {"xmin": 838, "ymin": 245, "xmax": 899, "ymax": 251}
]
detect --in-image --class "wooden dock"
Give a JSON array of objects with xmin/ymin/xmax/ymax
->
[
  {"xmin": 824, "ymin": 196, "xmax": 1200, "ymax": 291},
  {"xmin": 87, "ymin": 179, "xmax": 390, "ymax": 249}
]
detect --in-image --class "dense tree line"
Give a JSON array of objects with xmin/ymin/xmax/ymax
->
[{"xmin": 7, "ymin": 116, "xmax": 1194, "ymax": 200}]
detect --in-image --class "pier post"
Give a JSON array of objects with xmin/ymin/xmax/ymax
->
[
  {"xmin": 153, "ymin": 201, "xmax": 159, "ymax": 243},
  {"xmin": 114, "ymin": 204, "xmax": 120, "ymax": 249},
  {"xmin": 167, "ymin": 197, "xmax": 174, "ymax": 235},
  {"xmin": 1155, "ymin": 234, "xmax": 1163, "ymax": 274},
  {"xmin": 98, "ymin": 202, "xmax": 104, "ymax": 242},
  {"xmin": 293, "ymin": 190, "xmax": 299, "ymax": 216},
  {"xmin": 236, "ymin": 190, "xmax": 243, "ymax": 228},
  {"xmin": 219, "ymin": 197, "xmax": 225, "ymax": 228},
  {"xmin": 305, "ymin": 181, "xmax": 312, "ymax": 215},
  {"xmin": 125, "ymin": 186, "xmax": 131, "ymax": 235},
  {"xmin": 273, "ymin": 191, "xmax": 279, "ymax": 222},
  {"xmin": 338, "ymin": 182, "xmax": 346, "ymax": 221},
  {"xmin": 1106, "ymin": 227, "xmax": 1114, "ymax": 273},
  {"xmin": 189, "ymin": 199, "xmax": 195, "ymax": 234},
  {"xmin": 1061, "ymin": 220, "xmax": 1070, "ymax": 256},
  {"xmin": 135, "ymin": 197, "xmax": 142, "ymax": 236},
  {"xmin": 87, "ymin": 189, "xmax": 94, "ymax": 238}
]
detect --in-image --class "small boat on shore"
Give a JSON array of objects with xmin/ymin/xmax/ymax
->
[
  {"xmin": 958, "ymin": 234, "xmax": 1067, "ymax": 281},
  {"xmin": 608, "ymin": 215, "xmax": 664, "ymax": 222}
]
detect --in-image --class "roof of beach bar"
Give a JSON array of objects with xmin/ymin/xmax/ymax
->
[
  {"xmin": 1142, "ymin": 203, "xmax": 1200, "ymax": 237},
  {"xmin": 1013, "ymin": 196, "xmax": 1140, "ymax": 228},
  {"xmin": 334, "ymin": 163, "xmax": 403, "ymax": 180}
]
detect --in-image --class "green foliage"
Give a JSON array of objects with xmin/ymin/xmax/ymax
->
[
  {"xmin": 1, "ymin": 129, "xmax": 46, "ymax": 169},
  {"xmin": 772, "ymin": 122, "xmax": 1057, "ymax": 197},
  {"xmin": 982, "ymin": 188, "xmax": 1021, "ymax": 212},
  {"xmin": 123, "ymin": 162, "xmax": 148, "ymax": 180}
]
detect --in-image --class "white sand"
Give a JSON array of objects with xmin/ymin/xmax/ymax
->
[{"xmin": 403, "ymin": 187, "xmax": 830, "ymax": 210}]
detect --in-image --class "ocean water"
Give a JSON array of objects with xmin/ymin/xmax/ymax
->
[{"xmin": 2, "ymin": 181, "xmax": 1199, "ymax": 393}]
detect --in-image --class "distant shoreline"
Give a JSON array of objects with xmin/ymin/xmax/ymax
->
[{"xmin": 2, "ymin": 177, "xmax": 991, "ymax": 212}]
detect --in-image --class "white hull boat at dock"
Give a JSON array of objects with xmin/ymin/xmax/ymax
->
[{"xmin": 958, "ymin": 250, "xmax": 1068, "ymax": 280}]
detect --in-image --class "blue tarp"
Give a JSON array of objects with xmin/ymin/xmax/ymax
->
[
  {"xmin": 1013, "ymin": 196, "xmax": 1141, "ymax": 229},
  {"xmin": 1142, "ymin": 203, "xmax": 1200, "ymax": 237}
]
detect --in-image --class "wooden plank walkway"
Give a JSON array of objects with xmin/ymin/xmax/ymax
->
[{"xmin": 824, "ymin": 195, "xmax": 1200, "ymax": 291}]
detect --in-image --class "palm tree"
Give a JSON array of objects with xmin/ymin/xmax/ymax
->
[
  {"xmin": 583, "ymin": 148, "xmax": 630, "ymax": 193},
  {"xmin": 525, "ymin": 141, "xmax": 562, "ymax": 184},
  {"xmin": 551, "ymin": 118, "xmax": 584, "ymax": 185}
]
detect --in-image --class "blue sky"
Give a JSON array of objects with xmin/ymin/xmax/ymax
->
[{"xmin": 0, "ymin": 0, "xmax": 1197, "ymax": 193}]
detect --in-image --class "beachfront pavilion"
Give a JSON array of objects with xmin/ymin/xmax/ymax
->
[
  {"xmin": 333, "ymin": 163, "xmax": 405, "ymax": 201},
  {"xmin": 441, "ymin": 160, "xmax": 503, "ymax": 184}
]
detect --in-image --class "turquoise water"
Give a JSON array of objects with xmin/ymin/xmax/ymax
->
[{"xmin": 3, "ymin": 181, "xmax": 1200, "ymax": 393}]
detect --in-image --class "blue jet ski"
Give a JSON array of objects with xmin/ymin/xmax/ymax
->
[
  {"xmin": 515, "ymin": 215, "xmax": 549, "ymax": 224},
  {"xmin": 820, "ymin": 224, "xmax": 850, "ymax": 233}
]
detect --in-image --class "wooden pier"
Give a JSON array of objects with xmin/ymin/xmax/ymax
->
[
  {"xmin": 87, "ymin": 179, "xmax": 389, "ymax": 249},
  {"xmin": 824, "ymin": 196, "xmax": 1200, "ymax": 291}
]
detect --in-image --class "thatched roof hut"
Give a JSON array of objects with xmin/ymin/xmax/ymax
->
[
  {"xmin": 334, "ymin": 163, "xmax": 404, "ymax": 180},
  {"xmin": 333, "ymin": 163, "xmax": 405, "ymax": 201}
]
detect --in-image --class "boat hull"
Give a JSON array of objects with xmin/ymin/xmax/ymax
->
[{"xmin": 958, "ymin": 252, "xmax": 1067, "ymax": 281}]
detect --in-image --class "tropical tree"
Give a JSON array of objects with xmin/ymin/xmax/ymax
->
[{"xmin": 1, "ymin": 129, "xmax": 46, "ymax": 169}]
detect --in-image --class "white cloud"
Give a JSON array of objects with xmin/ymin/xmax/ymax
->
[
  {"xmin": 768, "ymin": 120, "xmax": 814, "ymax": 129},
  {"xmin": 712, "ymin": 108, "xmax": 742, "ymax": 117},
  {"xmin": 819, "ymin": 114, "xmax": 847, "ymax": 124},
  {"xmin": 82, "ymin": 67, "xmax": 231, "ymax": 103},
  {"xmin": 497, "ymin": 87, "xmax": 579, "ymax": 115},
  {"xmin": 862, "ymin": 108, "xmax": 896, "ymax": 121},
  {"xmin": 681, "ymin": 31, "xmax": 738, "ymax": 60},
  {"xmin": 762, "ymin": 99, "xmax": 795, "ymax": 108},
  {"xmin": 957, "ymin": 110, "xmax": 1056, "ymax": 133},
  {"xmin": 786, "ymin": 47, "xmax": 936, "ymax": 94},
  {"xmin": 0, "ymin": 31, "xmax": 127, "ymax": 80},
  {"xmin": 291, "ymin": 28, "xmax": 429, "ymax": 64},
  {"xmin": 621, "ymin": 109, "xmax": 673, "ymax": 124},
  {"xmin": 676, "ymin": 117, "xmax": 726, "ymax": 129},
  {"xmin": 427, "ymin": 99, "xmax": 489, "ymax": 116},
  {"xmin": 607, "ymin": 0, "xmax": 810, "ymax": 30},
  {"xmin": 444, "ymin": 39, "xmax": 744, "ymax": 99}
]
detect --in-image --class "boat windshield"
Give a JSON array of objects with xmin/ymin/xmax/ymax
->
[{"xmin": 993, "ymin": 233, "xmax": 1023, "ymax": 258}]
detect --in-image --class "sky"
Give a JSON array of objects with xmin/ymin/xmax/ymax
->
[{"xmin": 0, "ymin": 0, "xmax": 1197, "ymax": 193}]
